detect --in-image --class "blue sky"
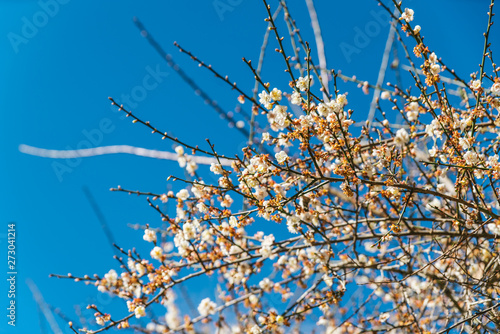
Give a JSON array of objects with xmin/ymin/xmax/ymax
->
[{"xmin": 0, "ymin": 0, "xmax": 497, "ymax": 333}]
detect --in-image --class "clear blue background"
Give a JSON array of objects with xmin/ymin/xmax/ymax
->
[{"xmin": 0, "ymin": 0, "xmax": 496, "ymax": 333}]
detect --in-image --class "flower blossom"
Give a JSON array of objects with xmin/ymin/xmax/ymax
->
[
  {"xmin": 471, "ymin": 80, "xmax": 481, "ymax": 90},
  {"xmin": 197, "ymin": 298, "xmax": 217, "ymax": 317},
  {"xmin": 150, "ymin": 246, "xmax": 163, "ymax": 260},
  {"xmin": 176, "ymin": 189, "xmax": 189, "ymax": 201},
  {"xmin": 143, "ymin": 228, "xmax": 157, "ymax": 243},
  {"xmin": 267, "ymin": 105, "xmax": 289, "ymax": 131},
  {"xmin": 258, "ymin": 90, "xmax": 273, "ymax": 109},
  {"xmin": 260, "ymin": 234, "xmax": 275, "ymax": 258},
  {"xmin": 491, "ymin": 81, "xmax": 500, "ymax": 94},
  {"xmin": 400, "ymin": 8, "xmax": 414, "ymax": 22},
  {"xmin": 295, "ymin": 75, "xmax": 313, "ymax": 91},
  {"xmin": 290, "ymin": 91, "xmax": 302, "ymax": 105},
  {"xmin": 134, "ymin": 305, "xmax": 146, "ymax": 318},
  {"xmin": 406, "ymin": 102, "xmax": 419, "ymax": 121},
  {"xmin": 275, "ymin": 150, "xmax": 288, "ymax": 164},
  {"xmin": 269, "ymin": 87, "xmax": 282, "ymax": 101},
  {"xmin": 394, "ymin": 128, "xmax": 410, "ymax": 146},
  {"xmin": 210, "ymin": 163, "xmax": 223, "ymax": 175}
]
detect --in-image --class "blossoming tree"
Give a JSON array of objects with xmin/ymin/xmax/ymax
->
[{"xmin": 48, "ymin": 1, "xmax": 500, "ymax": 333}]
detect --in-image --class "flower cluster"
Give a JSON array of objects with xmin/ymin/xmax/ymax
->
[{"xmin": 59, "ymin": 2, "xmax": 500, "ymax": 334}]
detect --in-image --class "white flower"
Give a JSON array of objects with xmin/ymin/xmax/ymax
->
[
  {"xmin": 258, "ymin": 90, "xmax": 272, "ymax": 109},
  {"xmin": 492, "ymin": 98, "xmax": 500, "ymax": 111},
  {"xmin": 260, "ymin": 234, "xmax": 275, "ymax": 259},
  {"xmin": 459, "ymin": 137, "xmax": 470, "ymax": 150},
  {"xmin": 201, "ymin": 229, "xmax": 214, "ymax": 244},
  {"xmin": 400, "ymin": 8, "xmax": 414, "ymax": 22},
  {"xmin": 176, "ymin": 189, "xmax": 189, "ymax": 201},
  {"xmin": 249, "ymin": 294, "xmax": 259, "ymax": 305},
  {"xmin": 270, "ymin": 88, "xmax": 282, "ymax": 101},
  {"xmin": 406, "ymin": 112, "xmax": 418, "ymax": 122},
  {"xmin": 413, "ymin": 25, "xmax": 421, "ymax": 34},
  {"xmin": 430, "ymin": 64, "xmax": 441, "ymax": 75},
  {"xmin": 104, "ymin": 269, "xmax": 118, "ymax": 285},
  {"xmin": 464, "ymin": 150, "xmax": 480, "ymax": 165},
  {"xmin": 381, "ymin": 91, "xmax": 391, "ymax": 100},
  {"xmin": 408, "ymin": 102, "xmax": 419, "ymax": 111},
  {"xmin": 317, "ymin": 103, "xmax": 331, "ymax": 116},
  {"xmin": 429, "ymin": 52, "xmax": 438, "ymax": 64},
  {"xmin": 288, "ymin": 257, "xmax": 300, "ymax": 272},
  {"xmin": 267, "ymin": 105, "xmax": 289, "ymax": 131},
  {"xmin": 220, "ymin": 194, "xmax": 233, "ymax": 208},
  {"xmin": 95, "ymin": 316, "xmax": 105, "ymax": 326},
  {"xmin": 174, "ymin": 146, "xmax": 184, "ymax": 156},
  {"xmin": 186, "ymin": 161, "xmax": 198, "ymax": 174},
  {"xmin": 197, "ymin": 298, "xmax": 217, "ymax": 317},
  {"xmin": 229, "ymin": 216, "xmax": 238, "ymax": 227},
  {"xmin": 272, "ymin": 105, "xmax": 288, "ymax": 123},
  {"xmin": 295, "ymin": 76, "xmax": 313, "ymax": 91},
  {"xmin": 286, "ymin": 215, "xmax": 300, "ymax": 234},
  {"xmin": 487, "ymin": 155, "xmax": 499, "ymax": 167},
  {"xmin": 177, "ymin": 156, "xmax": 186, "ymax": 168},
  {"xmin": 250, "ymin": 155, "xmax": 269, "ymax": 173},
  {"xmin": 290, "ymin": 91, "xmax": 302, "ymax": 105},
  {"xmin": 491, "ymin": 82, "xmax": 500, "ymax": 94},
  {"xmin": 488, "ymin": 222, "xmax": 500, "ymax": 235},
  {"xmin": 425, "ymin": 119, "xmax": 443, "ymax": 139},
  {"xmin": 460, "ymin": 116, "xmax": 473, "ymax": 131},
  {"xmin": 183, "ymin": 222, "xmax": 196, "ymax": 240},
  {"xmin": 406, "ymin": 102, "xmax": 419, "ymax": 121},
  {"xmin": 130, "ymin": 259, "xmax": 143, "ymax": 275},
  {"xmin": 394, "ymin": 128, "xmax": 410, "ymax": 146},
  {"xmin": 261, "ymin": 132, "xmax": 270, "ymax": 142},
  {"xmin": 218, "ymin": 176, "xmax": 232, "ymax": 188},
  {"xmin": 275, "ymin": 150, "xmax": 288, "ymax": 164},
  {"xmin": 277, "ymin": 132, "xmax": 291, "ymax": 147},
  {"xmin": 210, "ymin": 163, "xmax": 223, "ymax": 175},
  {"xmin": 176, "ymin": 207, "xmax": 186, "ymax": 220},
  {"xmin": 160, "ymin": 194, "xmax": 168, "ymax": 203},
  {"xmin": 428, "ymin": 146, "xmax": 438, "ymax": 157},
  {"xmin": 134, "ymin": 305, "xmax": 146, "ymax": 318},
  {"xmin": 150, "ymin": 246, "xmax": 163, "ymax": 260},
  {"xmin": 336, "ymin": 94, "xmax": 348, "ymax": 107},
  {"xmin": 196, "ymin": 202, "xmax": 208, "ymax": 213},
  {"xmin": 259, "ymin": 278, "xmax": 274, "ymax": 292},
  {"xmin": 471, "ymin": 79, "xmax": 481, "ymax": 90},
  {"xmin": 143, "ymin": 228, "xmax": 157, "ymax": 243}
]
